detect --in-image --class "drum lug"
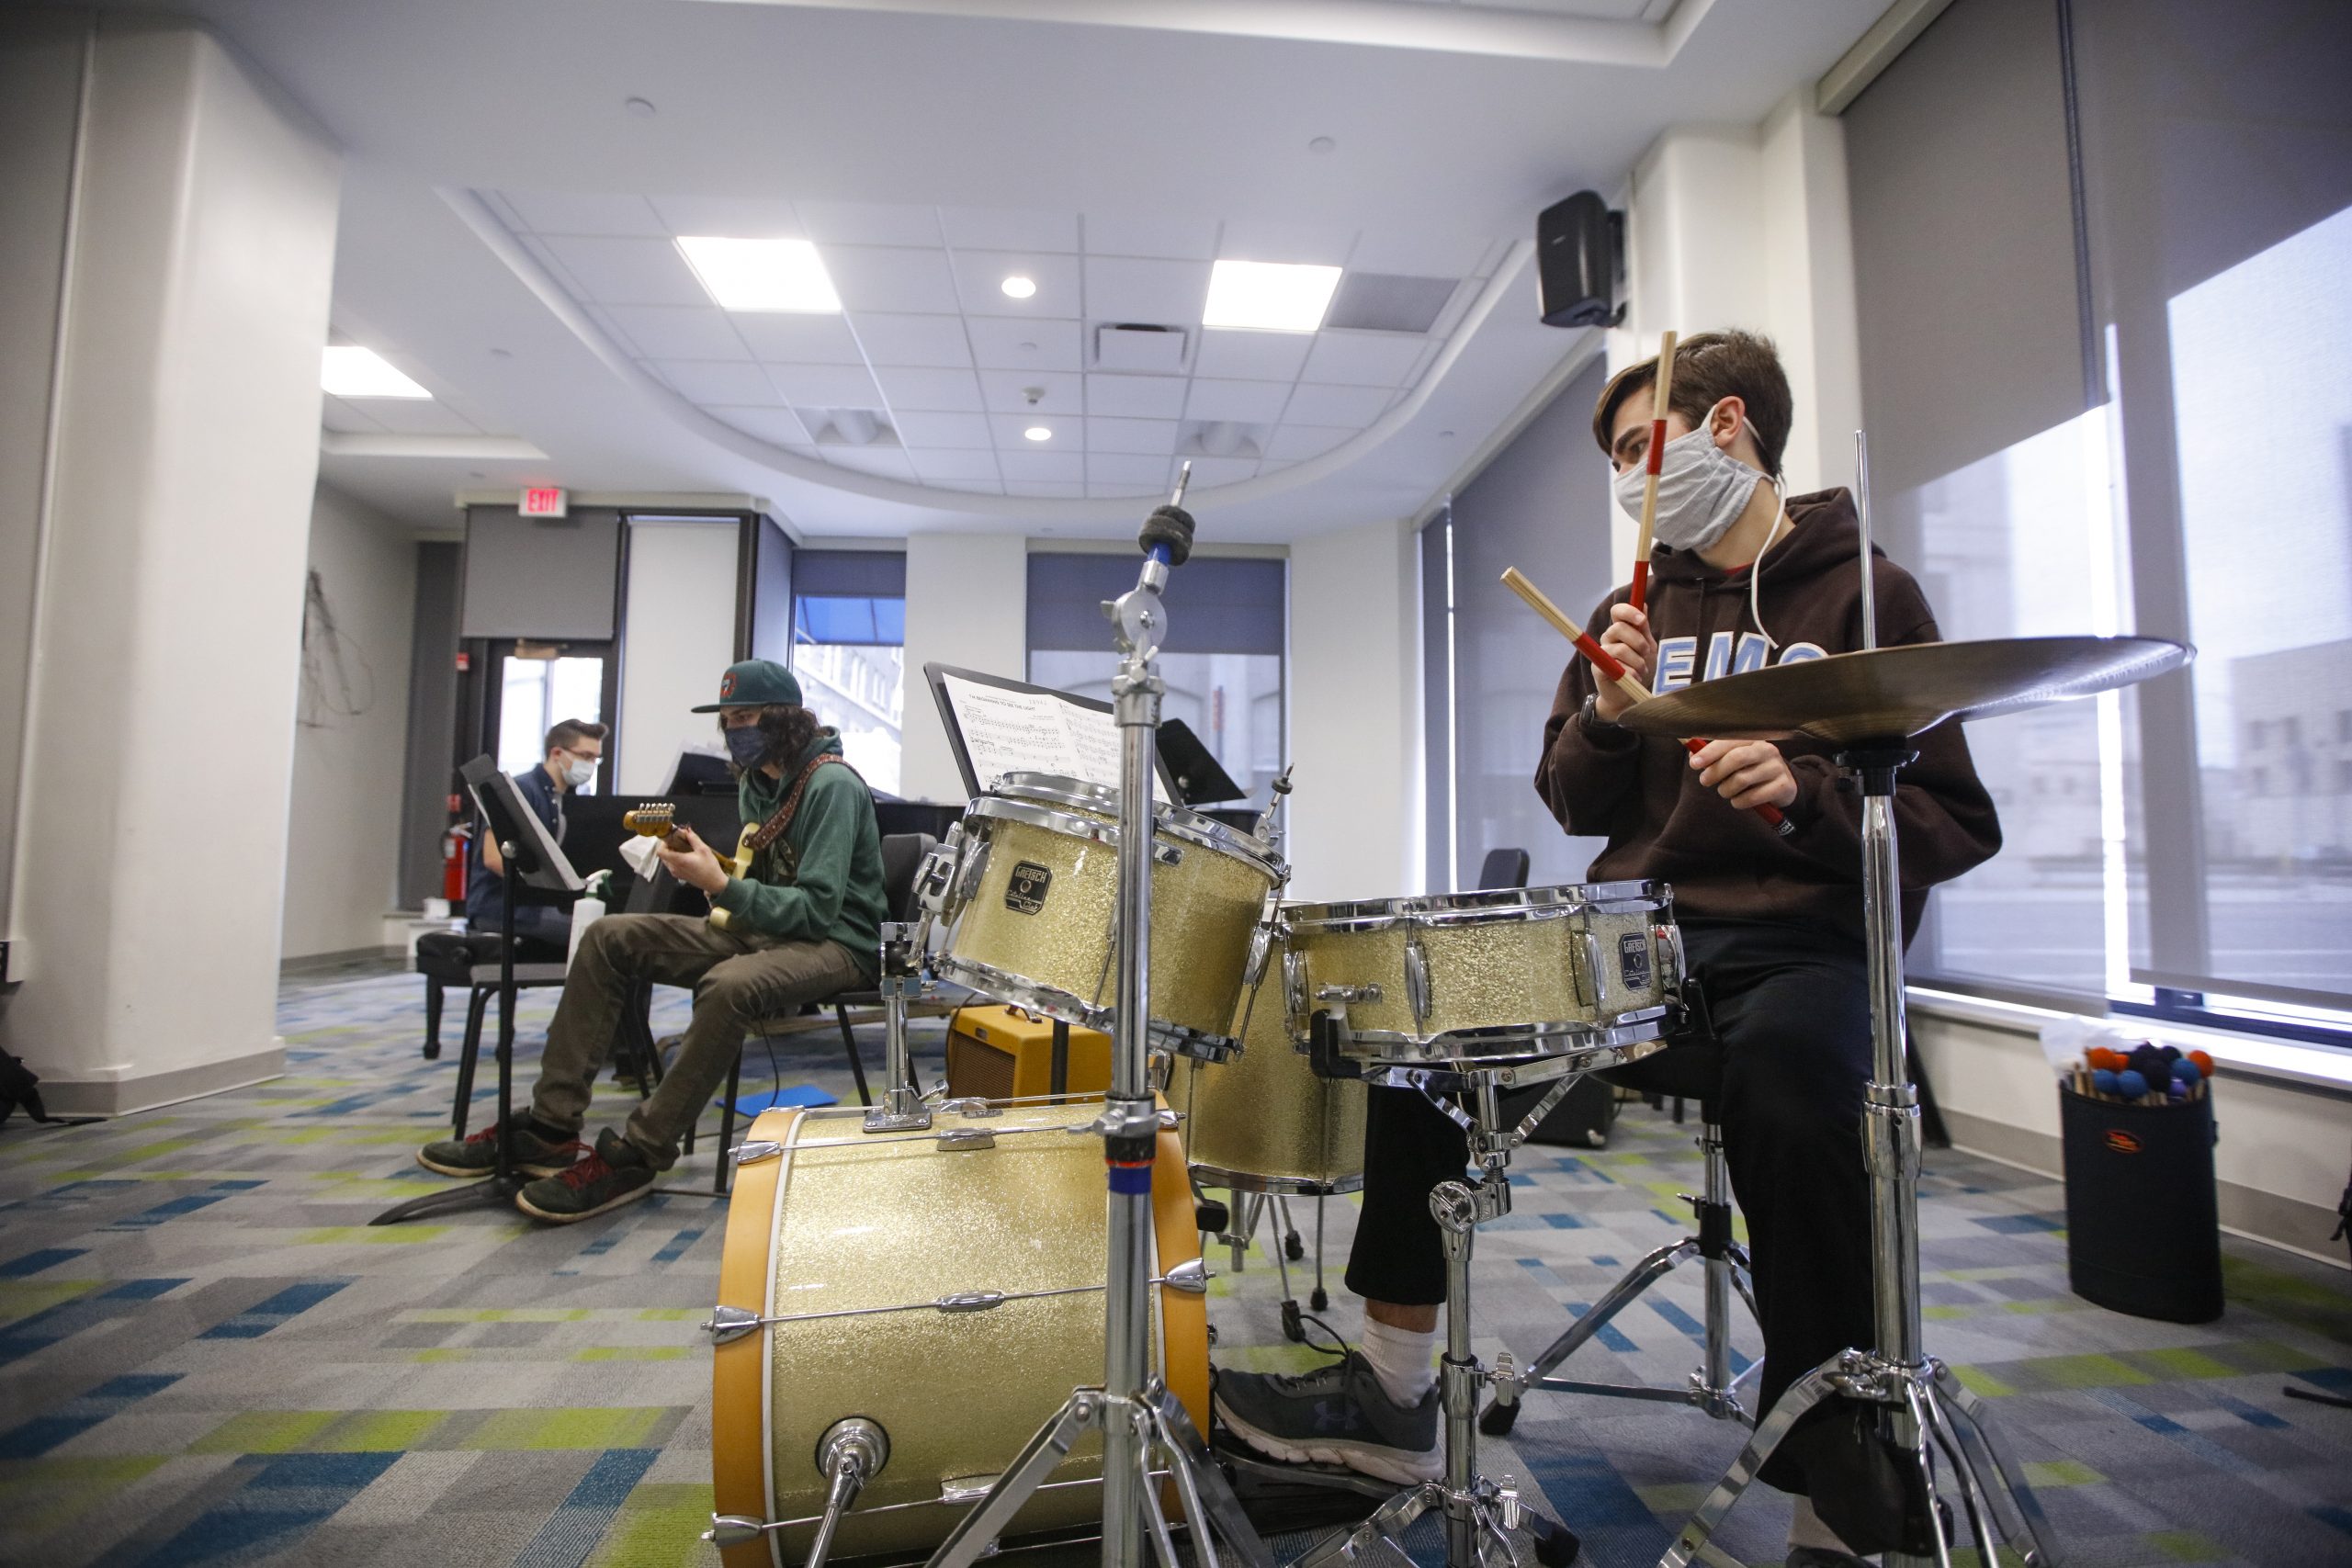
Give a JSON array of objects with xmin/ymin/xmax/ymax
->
[
  {"xmin": 936, "ymin": 1289, "xmax": 1009, "ymax": 1313},
  {"xmin": 1241, "ymin": 923, "xmax": 1273, "ymax": 992},
  {"xmin": 1403, "ymin": 937, "xmax": 1434, "ymax": 1034},
  {"xmin": 1158, "ymin": 1257, "xmax": 1211, "ymax": 1294},
  {"xmin": 937, "ymin": 1097, "xmax": 1002, "ymax": 1118},
  {"xmin": 1655, "ymin": 921, "xmax": 1687, "ymax": 994},
  {"xmin": 705, "ymin": 1514, "xmax": 770, "ymax": 1548},
  {"xmin": 1575, "ymin": 931, "xmax": 1602, "ymax": 1010},
  {"xmin": 731, "ymin": 1140, "xmax": 784, "ymax": 1166},
  {"xmin": 937, "ymin": 1127, "xmax": 998, "ymax": 1151},
  {"xmin": 1317, "ymin": 983, "xmax": 1381, "ymax": 1006},
  {"xmin": 703, "ymin": 1304, "xmax": 765, "ymax": 1345},
  {"xmin": 1283, "ymin": 949, "xmax": 1311, "ymax": 1036},
  {"xmin": 915, "ymin": 830, "xmax": 963, "ymax": 917}
]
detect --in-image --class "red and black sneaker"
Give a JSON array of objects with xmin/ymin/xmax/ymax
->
[
  {"xmin": 514, "ymin": 1128, "xmax": 656, "ymax": 1224},
  {"xmin": 416, "ymin": 1117, "xmax": 577, "ymax": 1179}
]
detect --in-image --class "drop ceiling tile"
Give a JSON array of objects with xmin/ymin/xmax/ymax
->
[
  {"xmin": 1191, "ymin": 330, "xmax": 1312, "ymax": 381},
  {"xmin": 1083, "ymin": 256, "xmax": 1213, "ymax": 325},
  {"xmin": 1280, "ymin": 382, "xmax": 1393, "ymax": 427},
  {"xmin": 1084, "ymin": 417, "xmax": 1181, "ymax": 456},
  {"xmin": 1084, "ymin": 374, "xmax": 1188, "ymax": 419},
  {"xmin": 1300, "ymin": 333, "xmax": 1427, "ymax": 389},
  {"xmin": 795, "ymin": 201, "xmax": 944, "ymax": 248},
  {"xmin": 1183, "ymin": 457, "xmax": 1261, "ymax": 488},
  {"xmin": 1344, "ymin": 231, "xmax": 1494, "ymax": 277},
  {"xmin": 1008, "ymin": 480, "xmax": 1089, "ymax": 498},
  {"xmin": 821, "ymin": 447, "xmax": 921, "ymax": 481},
  {"xmin": 1183, "ymin": 378, "xmax": 1293, "ymax": 423},
  {"xmin": 541, "ymin": 236, "xmax": 705, "ymax": 306},
  {"xmin": 991, "ymin": 414, "xmax": 1076, "ymax": 447},
  {"xmin": 824, "ymin": 247, "xmax": 962, "ymax": 314},
  {"xmin": 764, "ymin": 362, "xmax": 886, "ymax": 407},
  {"xmin": 891, "ymin": 411, "xmax": 995, "ymax": 449},
  {"xmin": 967, "ymin": 317, "xmax": 1082, "ymax": 372},
  {"xmin": 363, "ymin": 400, "xmax": 484, "ymax": 435},
  {"xmin": 521, "ymin": 235, "xmax": 589, "ymax": 297},
  {"xmin": 979, "ymin": 370, "xmax": 1082, "ymax": 415},
  {"xmin": 1087, "ymin": 453, "xmax": 1175, "ymax": 487},
  {"xmin": 910, "ymin": 449, "xmax": 1004, "ymax": 482},
  {"xmin": 320, "ymin": 398, "xmax": 384, "ymax": 434},
  {"xmin": 732, "ymin": 312, "xmax": 866, "ymax": 365},
  {"xmin": 605, "ymin": 305, "xmax": 751, "ymax": 360},
  {"xmin": 646, "ymin": 195, "xmax": 806, "ymax": 237},
  {"xmin": 1213, "ymin": 220, "xmax": 1357, "ymax": 267},
  {"xmin": 928, "ymin": 478, "xmax": 1008, "ymax": 495},
  {"xmin": 710, "ymin": 406, "xmax": 813, "ymax": 445},
  {"xmin": 998, "ymin": 449, "xmax": 1086, "ymax": 483},
  {"xmin": 949, "ymin": 251, "xmax": 1084, "ymax": 318},
  {"xmin": 1084, "ymin": 212, "xmax": 1221, "ymax": 261},
  {"xmin": 499, "ymin": 190, "xmax": 667, "ymax": 237},
  {"xmin": 653, "ymin": 360, "xmax": 784, "ymax": 404},
  {"xmin": 940, "ymin": 208, "xmax": 1081, "ymax": 254},
  {"xmin": 850, "ymin": 312, "xmax": 973, "ymax": 369},
  {"xmin": 873, "ymin": 367, "xmax": 987, "ymax": 412},
  {"xmin": 1264, "ymin": 423, "xmax": 1355, "ymax": 461}
]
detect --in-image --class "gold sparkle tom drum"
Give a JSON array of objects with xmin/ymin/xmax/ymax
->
[
  {"xmin": 710, "ymin": 1100, "xmax": 1209, "ymax": 1567},
  {"xmin": 1283, "ymin": 881, "xmax": 1681, "ymax": 1066},
  {"xmin": 1166, "ymin": 920, "xmax": 1366, "ymax": 1196},
  {"xmin": 926, "ymin": 773, "xmax": 1283, "ymax": 1059}
]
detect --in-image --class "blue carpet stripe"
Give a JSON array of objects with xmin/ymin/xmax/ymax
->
[
  {"xmin": 1563, "ymin": 1303, "xmax": 1638, "ymax": 1355},
  {"xmin": 198, "ymin": 1280, "xmax": 351, "ymax": 1340},
  {"xmin": 1, "ymin": 1247, "xmax": 85, "ymax": 1277},
  {"xmin": 0, "ymin": 1179, "xmax": 139, "ymax": 1214},
  {"xmin": 106, "ymin": 1193, "xmax": 233, "ymax": 1230},
  {"xmin": 649, "ymin": 1227, "xmax": 704, "ymax": 1265},
  {"xmin": 0, "ymin": 1278, "xmax": 187, "ymax": 1365},
  {"xmin": 2088, "ymin": 1389, "xmax": 2267, "ymax": 1478},
  {"xmin": 510, "ymin": 1448, "xmax": 660, "ymax": 1568},
  {"xmin": 1522, "ymin": 1450, "xmax": 1670, "ymax": 1564},
  {"xmin": 0, "ymin": 1371, "xmax": 181, "ymax": 1459},
  {"xmin": 127, "ymin": 1450, "xmax": 400, "ymax": 1567}
]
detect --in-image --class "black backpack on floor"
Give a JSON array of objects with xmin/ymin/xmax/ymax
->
[{"xmin": 0, "ymin": 1044, "xmax": 52, "ymax": 1128}]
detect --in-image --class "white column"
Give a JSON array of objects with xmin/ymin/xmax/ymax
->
[
  {"xmin": 1, "ymin": 18, "xmax": 340, "ymax": 1113},
  {"xmin": 616, "ymin": 518, "xmax": 742, "ymax": 794},
  {"xmin": 899, "ymin": 533, "xmax": 1028, "ymax": 802}
]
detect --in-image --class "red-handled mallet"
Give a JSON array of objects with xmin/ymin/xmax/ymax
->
[
  {"xmin": 1628, "ymin": 329, "xmax": 1679, "ymax": 615},
  {"xmin": 1502, "ymin": 568, "xmax": 1793, "ymax": 837}
]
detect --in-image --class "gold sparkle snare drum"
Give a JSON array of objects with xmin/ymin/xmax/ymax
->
[
  {"xmin": 926, "ymin": 773, "xmax": 1284, "ymax": 1059},
  {"xmin": 709, "ymin": 1100, "xmax": 1209, "ymax": 1567},
  {"xmin": 1283, "ymin": 882, "xmax": 1681, "ymax": 1066},
  {"xmin": 1166, "ymin": 922, "xmax": 1366, "ymax": 1195}
]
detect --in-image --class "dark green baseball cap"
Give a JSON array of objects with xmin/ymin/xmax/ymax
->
[{"xmin": 692, "ymin": 659, "xmax": 802, "ymax": 712}]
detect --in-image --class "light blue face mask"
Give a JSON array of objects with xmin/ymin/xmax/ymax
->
[
  {"xmin": 1612, "ymin": 410, "xmax": 1770, "ymax": 555},
  {"xmin": 560, "ymin": 754, "xmax": 595, "ymax": 789}
]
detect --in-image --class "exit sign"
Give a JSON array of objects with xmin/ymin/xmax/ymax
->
[{"xmin": 520, "ymin": 486, "xmax": 568, "ymax": 518}]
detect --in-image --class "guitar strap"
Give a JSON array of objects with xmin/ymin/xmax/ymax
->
[{"xmin": 745, "ymin": 753, "xmax": 855, "ymax": 859}]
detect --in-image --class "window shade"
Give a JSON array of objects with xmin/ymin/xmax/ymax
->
[
  {"xmin": 1026, "ymin": 554, "xmax": 1285, "ymax": 656},
  {"xmin": 459, "ymin": 506, "xmax": 620, "ymax": 640},
  {"xmin": 793, "ymin": 549, "xmax": 905, "ymax": 598}
]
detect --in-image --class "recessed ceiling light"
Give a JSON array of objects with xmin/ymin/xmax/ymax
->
[
  {"xmin": 675, "ymin": 235, "xmax": 841, "ymax": 312},
  {"xmin": 1203, "ymin": 259, "xmax": 1341, "ymax": 333},
  {"xmin": 1001, "ymin": 275, "xmax": 1037, "ymax": 299},
  {"xmin": 322, "ymin": 345, "xmax": 431, "ymax": 399},
  {"xmin": 1024, "ymin": 426, "xmax": 1053, "ymax": 442}
]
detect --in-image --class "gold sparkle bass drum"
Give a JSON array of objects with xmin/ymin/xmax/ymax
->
[
  {"xmin": 708, "ymin": 1100, "xmax": 1210, "ymax": 1567},
  {"xmin": 923, "ymin": 773, "xmax": 1283, "ymax": 1060}
]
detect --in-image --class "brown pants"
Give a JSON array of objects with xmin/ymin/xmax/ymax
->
[{"xmin": 529, "ymin": 912, "xmax": 867, "ymax": 1168}]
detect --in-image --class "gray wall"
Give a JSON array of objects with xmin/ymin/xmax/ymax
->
[{"xmin": 398, "ymin": 541, "xmax": 461, "ymax": 909}]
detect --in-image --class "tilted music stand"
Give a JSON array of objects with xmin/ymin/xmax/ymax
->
[{"xmin": 372, "ymin": 754, "xmax": 583, "ymax": 1226}]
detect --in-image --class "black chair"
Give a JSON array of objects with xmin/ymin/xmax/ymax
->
[
  {"xmin": 1483, "ymin": 982, "xmax": 1761, "ymax": 1434},
  {"xmin": 1477, "ymin": 847, "xmax": 1531, "ymax": 890}
]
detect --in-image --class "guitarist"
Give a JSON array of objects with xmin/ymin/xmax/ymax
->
[{"xmin": 418, "ymin": 660, "xmax": 888, "ymax": 1223}]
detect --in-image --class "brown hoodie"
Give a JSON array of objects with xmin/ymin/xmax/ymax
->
[{"xmin": 1535, "ymin": 488, "xmax": 2000, "ymax": 943}]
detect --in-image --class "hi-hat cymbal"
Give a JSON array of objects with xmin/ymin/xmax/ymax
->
[{"xmin": 1615, "ymin": 636, "xmax": 2192, "ymax": 745}]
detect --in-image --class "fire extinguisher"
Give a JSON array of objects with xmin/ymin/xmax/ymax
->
[{"xmin": 443, "ymin": 821, "xmax": 471, "ymax": 903}]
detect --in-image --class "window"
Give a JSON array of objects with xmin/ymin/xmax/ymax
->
[
  {"xmin": 497, "ymin": 649, "xmax": 605, "ymax": 792},
  {"xmin": 1025, "ymin": 554, "xmax": 1286, "ymax": 809},
  {"xmin": 792, "ymin": 551, "xmax": 906, "ymax": 795}
]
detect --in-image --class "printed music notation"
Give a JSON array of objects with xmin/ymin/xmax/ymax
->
[{"xmin": 939, "ymin": 673, "xmax": 1153, "ymax": 798}]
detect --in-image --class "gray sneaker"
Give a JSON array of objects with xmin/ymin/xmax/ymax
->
[{"xmin": 1215, "ymin": 1353, "xmax": 1441, "ymax": 1484}]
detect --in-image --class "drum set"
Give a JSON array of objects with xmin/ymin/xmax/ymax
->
[{"xmin": 701, "ymin": 464, "xmax": 2188, "ymax": 1568}]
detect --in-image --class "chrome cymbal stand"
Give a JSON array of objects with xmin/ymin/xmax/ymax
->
[
  {"xmin": 925, "ymin": 467, "xmax": 1272, "ymax": 1568},
  {"xmin": 863, "ymin": 919, "xmax": 932, "ymax": 1134}
]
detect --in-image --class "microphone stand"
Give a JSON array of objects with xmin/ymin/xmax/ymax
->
[{"xmin": 922, "ymin": 467, "xmax": 1274, "ymax": 1568}]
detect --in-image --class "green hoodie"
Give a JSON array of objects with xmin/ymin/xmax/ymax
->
[{"xmin": 710, "ymin": 728, "xmax": 886, "ymax": 976}]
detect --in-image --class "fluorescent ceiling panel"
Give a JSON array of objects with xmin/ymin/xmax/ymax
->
[
  {"xmin": 676, "ymin": 235, "xmax": 842, "ymax": 312},
  {"xmin": 322, "ymin": 345, "xmax": 431, "ymax": 399},
  {"xmin": 1203, "ymin": 260, "xmax": 1342, "ymax": 333}
]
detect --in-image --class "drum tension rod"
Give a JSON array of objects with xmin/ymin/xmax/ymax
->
[{"xmin": 701, "ymin": 1260, "xmax": 1209, "ymax": 1345}]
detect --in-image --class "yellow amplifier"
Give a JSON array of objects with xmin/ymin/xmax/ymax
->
[{"xmin": 944, "ymin": 1006, "xmax": 1112, "ymax": 1102}]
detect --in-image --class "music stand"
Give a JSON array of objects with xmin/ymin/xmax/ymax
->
[
  {"xmin": 372, "ymin": 754, "xmax": 583, "ymax": 1226},
  {"xmin": 924, "ymin": 662, "xmax": 1181, "ymax": 801},
  {"xmin": 1155, "ymin": 717, "xmax": 1244, "ymax": 807}
]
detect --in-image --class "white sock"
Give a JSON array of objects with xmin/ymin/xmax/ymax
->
[
  {"xmin": 1787, "ymin": 1495, "xmax": 1860, "ymax": 1556},
  {"xmin": 1358, "ymin": 1317, "xmax": 1438, "ymax": 1406}
]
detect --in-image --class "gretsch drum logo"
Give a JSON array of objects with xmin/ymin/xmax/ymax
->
[
  {"xmin": 1618, "ymin": 932, "xmax": 1652, "ymax": 993},
  {"xmin": 2104, "ymin": 1129, "xmax": 2142, "ymax": 1155},
  {"xmin": 1006, "ymin": 861, "xmax": 1053, "ymax": 916}
]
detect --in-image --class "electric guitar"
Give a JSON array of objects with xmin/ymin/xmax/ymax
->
[{"xmin": 622, "ymin": 805, "xmax": 758, "ymax": 930}]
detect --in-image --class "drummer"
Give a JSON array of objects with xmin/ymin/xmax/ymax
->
[{"xmin": 1214, "ymin": 331, "xmax": 2000, "ymax": 1566}]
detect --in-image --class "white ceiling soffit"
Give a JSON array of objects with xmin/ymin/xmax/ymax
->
[
  {"xmin": 695, "ymin": 0, "xmax": 1708, "ymax": 66},
  {"xmin": 322, "ymin": 433, "xmax": 548, "ymax": 459},
  {"xmin": 447, "ymin": 187, "xmax": 1533, "ymax": 523}
]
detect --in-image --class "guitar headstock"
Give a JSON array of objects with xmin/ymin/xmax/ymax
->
[{"xmin": 621, "ymin": 803, "xmax": 677, "ymax": 838}]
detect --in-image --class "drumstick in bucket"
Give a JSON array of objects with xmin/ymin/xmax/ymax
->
[
  {"xmin": 1628, "ymin": 330, "xmax": 1679, "ymax": 614},
  {"xmin": 1502, "ymin": 568, "xmax": 1793, "ymax": 836}
]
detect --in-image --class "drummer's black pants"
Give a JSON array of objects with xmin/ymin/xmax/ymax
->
[{"xmin": 1344, "ymin": 917, "xmax": 1873, "ymax": 1483}]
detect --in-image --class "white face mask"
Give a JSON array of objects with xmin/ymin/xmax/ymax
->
[
  {"xmin": 1613, "ymin": 411, "xmax": 1769, "ymax": 555},
  {"xmin": 560, "ymin": 755, "xmax": 595, "ymax": 789}
]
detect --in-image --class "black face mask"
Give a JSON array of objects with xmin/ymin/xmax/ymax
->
[{"xmin": 724, "ymin": 725, "xmax": 767, "ymax": 767}]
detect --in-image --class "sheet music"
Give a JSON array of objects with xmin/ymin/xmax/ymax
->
[{"xmin": 939, "ymin": 672, "xmax": 1153, "ymax": 798}]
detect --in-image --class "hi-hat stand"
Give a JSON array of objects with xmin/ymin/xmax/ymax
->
[{"xmin": 923, "ymin": 466, "xmax": 1274, "ymax": 1568}]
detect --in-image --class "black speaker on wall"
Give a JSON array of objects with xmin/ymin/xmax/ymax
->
[{"xmin": 1537, "ymin": 190, "xmax": 1623, "ymax": 329}]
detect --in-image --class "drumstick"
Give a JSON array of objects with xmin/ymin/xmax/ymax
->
[
  {"xmin": 1501, "ymin": 568, "xmax": 1793, "ymax": 836},
  {"xmin": 1628, "ymin": 330, "xmax": 1678, "ymax": 614}
]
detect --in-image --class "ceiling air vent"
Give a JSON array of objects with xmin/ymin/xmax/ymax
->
[
  {"xmin": 803, "ymin": 408, "xmax": 898, "ymax": 446},
  {"xmin": 1094, "ymin": 322, "xmax": 1190, "ymax": 373},
  {"xmin": 1324, "ymin": 273, "xmax": 1458, "ymax": 334}
]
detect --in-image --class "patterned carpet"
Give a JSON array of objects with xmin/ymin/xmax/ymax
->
[{"xmin": 0, "ymin": 960, "xmax": 2346, "ymax": 1568}]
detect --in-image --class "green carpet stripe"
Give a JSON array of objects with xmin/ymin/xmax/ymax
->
[{"xmin": 464, "ymin": 1407, "xmax": 673, "ymax": 1450}]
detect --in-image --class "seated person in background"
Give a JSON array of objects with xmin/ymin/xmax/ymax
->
[
  {"xmin": 420, "ymin": 660, "xmax": 888, "ymax": 1224},
  {"xmin": 465, "ymin": 717, "xmax": 606, "ymax": 955}
]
